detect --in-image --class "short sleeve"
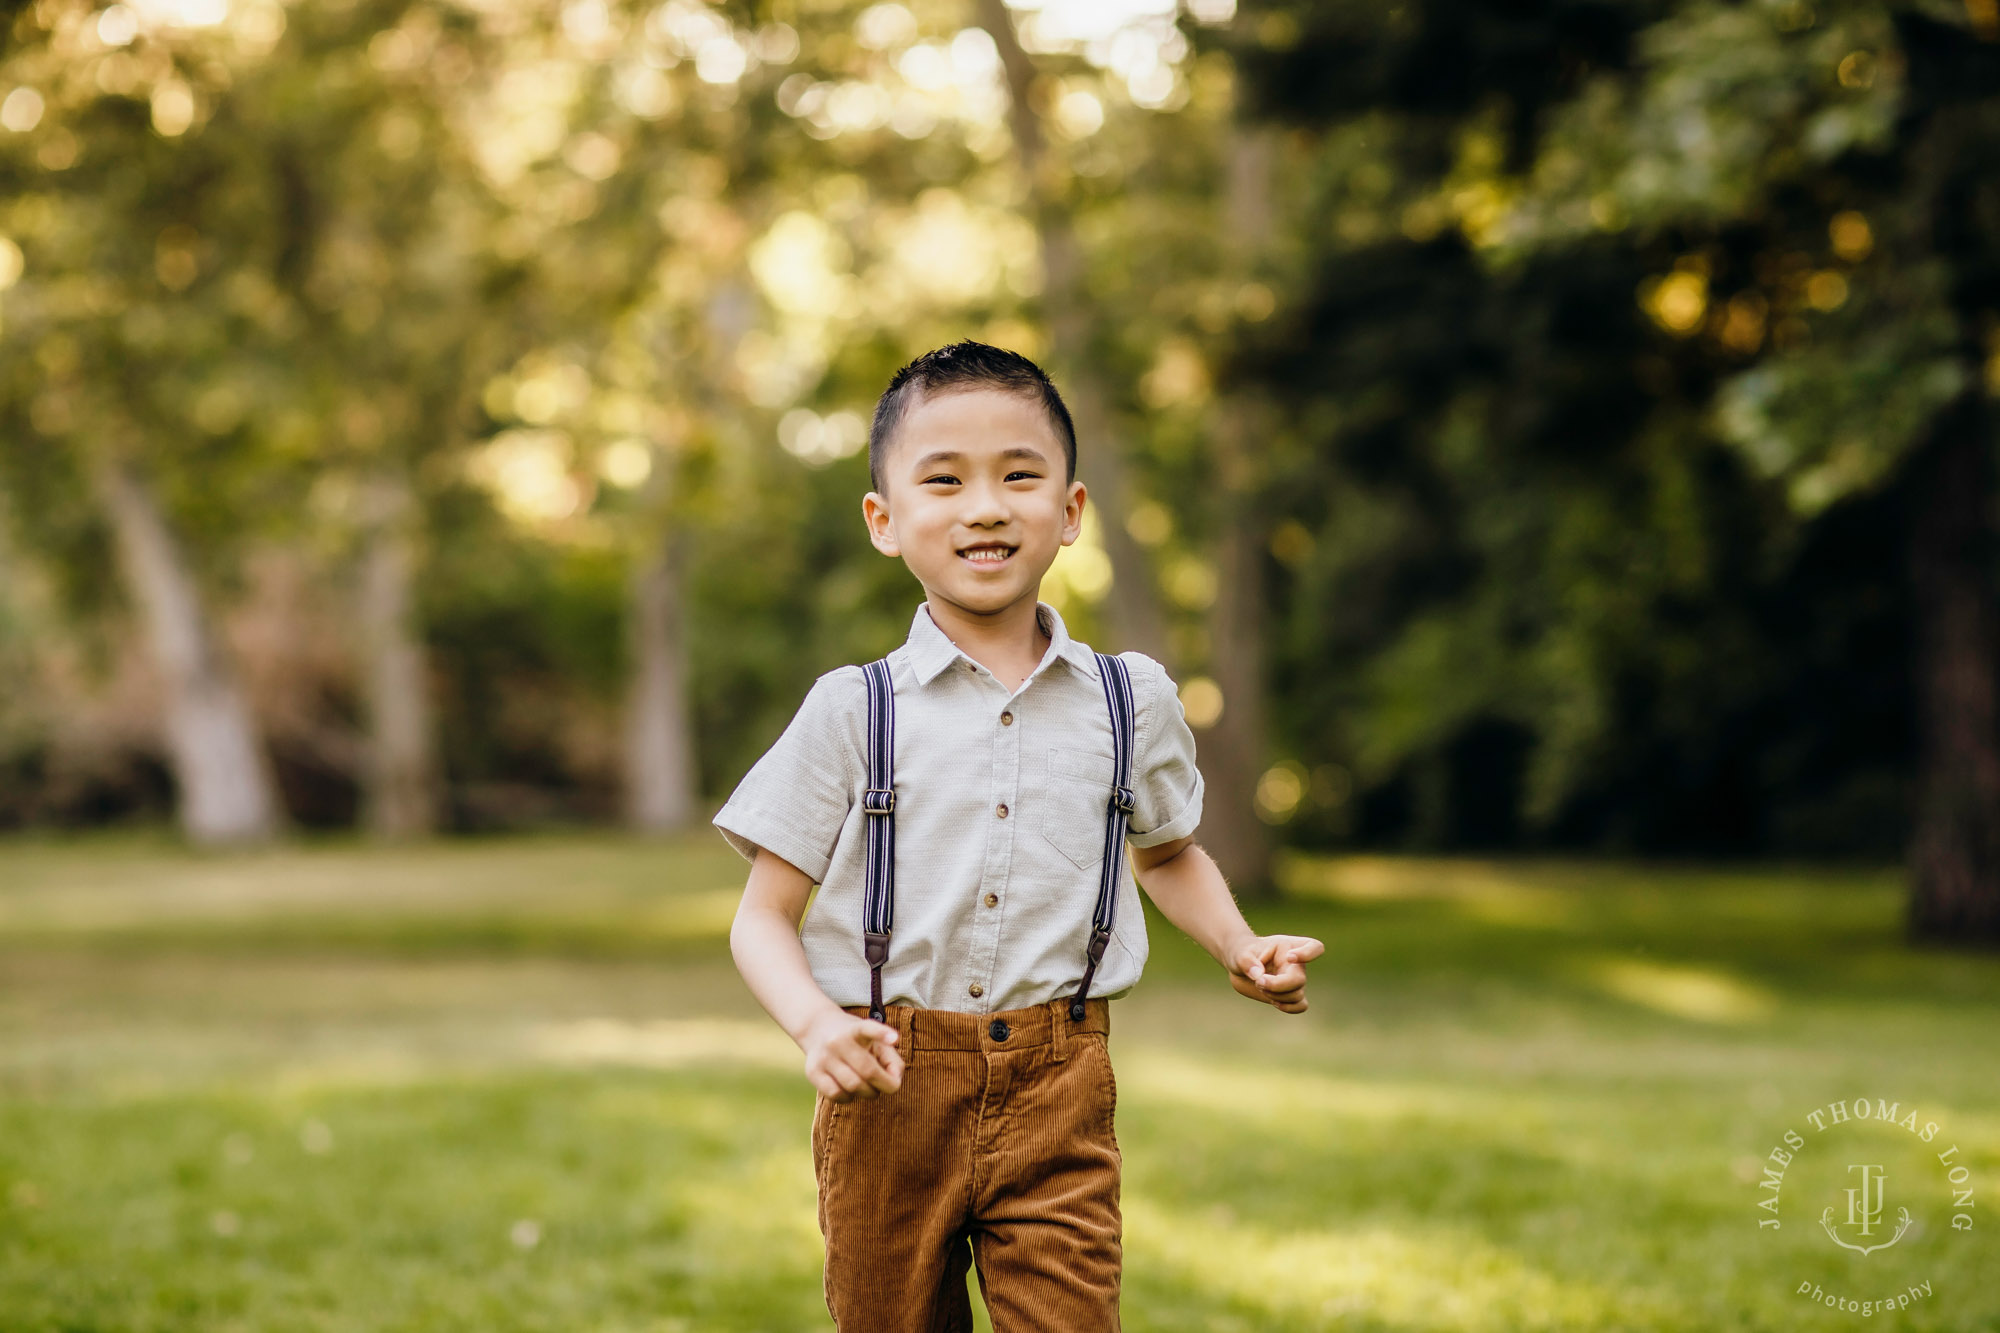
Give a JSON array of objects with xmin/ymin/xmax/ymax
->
[
  {"xmin": 1121, "ymin": 652, "xmax": 1204, "ymax": 849},
  {"xmin": 711, "ymin": 667, "xmax": 865, "ymax": 882}
]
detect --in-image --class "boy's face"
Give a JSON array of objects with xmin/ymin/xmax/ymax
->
[{"xmin": 862, "ymin": 387, "xmax": 1085, "ymax": 621}]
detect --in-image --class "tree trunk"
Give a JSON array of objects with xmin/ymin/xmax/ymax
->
[
  {"xmin": 1197, "ymin": 127, "xmax": 1279, "ymax": 896},
  {"xmin": 625, "ymin": 525, "xmax": 699, "ymax": 832},
  {"xmin": 1201, "ymin": 396, "xmax": 1276, "ymax": 895},
  {"xmin": 358, "ymin": 472, "xmax": 439, "ymax": 838},
  {"xmin": 1906, "ymin": 388, "xmax": 2000, "ymax": 942},
  {"xmin": 976, "ymin": 0, "xmax": 1170, "ymax": 662},
  {"xmin": 94, "ymin": 456, "xmax": 283, "ymax": 845}
]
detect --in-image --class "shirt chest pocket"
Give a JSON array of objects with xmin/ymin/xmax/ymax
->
[{"xmin": 1038, "ymin": 747, "xmax": 1118, "ymax": 872}]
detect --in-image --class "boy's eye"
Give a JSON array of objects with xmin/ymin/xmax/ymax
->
[
  {"xmin": 1006, "ymin": 470, "xmax": 1041, "ymax": 482},
  {"xmin": 923, "ymin": 474, "xmax": 960, "ymax": 486}
]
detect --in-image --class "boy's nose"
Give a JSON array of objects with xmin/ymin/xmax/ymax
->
[{"xmin": 961, "ymin": 483, "xmax": 1011, "ymax": 517}]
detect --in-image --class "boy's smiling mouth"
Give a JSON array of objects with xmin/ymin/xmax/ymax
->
[{"xmin": 957, "ymin": 542, "xmax": 1017, "ymax": 567}]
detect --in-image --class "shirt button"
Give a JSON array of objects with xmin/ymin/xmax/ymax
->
[
  {"xmin": 996, "ymin": 803, "xmax": 1009, "ymax": 819},
  {"xmin": 984, "ymin": 892, "xmax": 998, "ymax": 907},
  {"xmin": 968, "ymin": 982, "xmax": 983, "ymax": 998},
  {"xmin": 1000, "ymin": 711, "xmax": 1014, "ymax": 726}
]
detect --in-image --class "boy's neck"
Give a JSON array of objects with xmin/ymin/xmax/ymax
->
[{"xmin": 922, "ymin": 587, "xmax": 1051, "ymax": 692}]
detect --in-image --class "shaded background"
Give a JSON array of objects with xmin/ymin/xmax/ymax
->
[
  {"xmin": 2, "ymin": 0, "xmax": 1999, "ymax": 931},
  {"xmin": 1, "ymin": 1, "xmax": 1998, "ymax": 1328}
]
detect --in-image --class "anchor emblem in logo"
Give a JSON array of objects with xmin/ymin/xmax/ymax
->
[{"xmin": 1820, "ymin": 1164, "xmax": 1913, "ymax": 1256}]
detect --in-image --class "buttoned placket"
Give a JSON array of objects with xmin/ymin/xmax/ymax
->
[{"xmin": 955, "ymin": 635, "xmax": 1071, "ymax": 1011}]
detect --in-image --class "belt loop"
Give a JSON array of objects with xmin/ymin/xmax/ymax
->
[
  {"xmin": 1047, "ymin": 997, "xmax": 1069, "ymax": 1062},
  {"xmin": 897, "ymin": 1005, "xmax": 915, "ymax": 1069}
]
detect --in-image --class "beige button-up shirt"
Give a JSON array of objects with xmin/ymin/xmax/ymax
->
[{"xmin": 714, "ymin": 600, "xmax": 1204, "ymax": 1014}]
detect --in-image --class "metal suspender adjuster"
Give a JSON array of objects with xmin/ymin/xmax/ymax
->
[{"xmin": 862, "ymin": 788, "xmax": 895, "ymax": 815}]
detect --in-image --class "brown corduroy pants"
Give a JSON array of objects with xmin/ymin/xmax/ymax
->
[{"xmin": 811, "ymin": 995, "xmax": 1121, "ymax": 1331}]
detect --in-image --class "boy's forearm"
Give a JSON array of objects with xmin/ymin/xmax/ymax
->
[
  {"xmin": 1132, "ymin": 841, "xmax": 1259, "ymax": 968},
  {"xmin": 730, "ymin": 905, "xmax": 847, "ymax": 1049}
]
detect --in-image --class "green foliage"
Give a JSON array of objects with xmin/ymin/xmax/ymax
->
[
  {"xmin": 0, "ymin": 0, "xmax": 1993, "ymax": 859},
  {"xmin": 1713, "ymin": 274, "xmax": 1966, "ymax": 514},
  {"xmin": 1231, "ymin": 0, "xmax": 2000, "ymax": 854}
]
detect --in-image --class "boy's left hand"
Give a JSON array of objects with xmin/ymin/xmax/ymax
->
[{"xmin": 1226, "ymin": 934, "xmax": 1325, "ymax": 1013}]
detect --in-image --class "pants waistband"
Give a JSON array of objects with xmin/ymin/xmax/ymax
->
[{"xmin": 839, "ymin": 995, "xmax": 1109, "ymax": 1056}]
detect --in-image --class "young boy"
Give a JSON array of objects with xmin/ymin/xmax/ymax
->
[{"xmin": 717, "ymin": 341, "xmax": 1324, "ymax": 1329}]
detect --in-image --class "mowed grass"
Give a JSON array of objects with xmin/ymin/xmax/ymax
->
[{"xmin": 0, "ymin": 834, "xmax": 1995, "ymax": 1332}]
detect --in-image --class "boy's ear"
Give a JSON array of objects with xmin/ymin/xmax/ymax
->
[
  {"xmin": 862, "ymin": 491, "xmax": 900, "ymax": 557},
  {"xmin": 1060, "ymin": 480, "xmax": 1087, "ymax": 546}
]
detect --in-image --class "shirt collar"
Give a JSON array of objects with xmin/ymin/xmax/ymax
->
[{"xmin": 903, "ymin": 600, "xmax": 1098, "ymax": 688}]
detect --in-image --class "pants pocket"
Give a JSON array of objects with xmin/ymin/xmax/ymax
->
[
  {"xmin": 1081, "ymin": 1032, "xmax": 1118, "ymax": 1144},
  {"xmin": 812, "ymin": 1092, "xmax": 841, "ymax": 1197}
]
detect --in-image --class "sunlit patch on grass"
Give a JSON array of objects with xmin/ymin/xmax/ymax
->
[
  {"xmin": 526, "ymin": 1018, "xmax": 799, "ymax": 1072},
  {"xmin": 1120, "ymin": 1045, "xmax": 1486, "ymax": 1126},
  {"xmin": 0, "ymin": 834, "xmax": 747, "ymax": 941},
  {"xmin": 1282, "ymin": 855, "xmax": 1536, "ymax": 902},
  {"xmin": 1455, "ymin": 892, "xmax": 1578, "ymax": 930},
  {"xmin": 1126, "ymin": 1193, "xmax": 1674, "ymax": 1328},
  {"xmin": 677, "ymin": 1140, "xmax": 826, "ymax": 1261},
  {"xmin": 1574, "ymin": 955, "xmax": 1778, "ymax": 1025},
  {"xmin": 1281, "ymin": 855, "xmax": 1579, "ymax": 928}
]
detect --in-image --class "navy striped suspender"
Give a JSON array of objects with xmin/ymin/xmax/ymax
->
[
  {"xmin": 856, "ymin": 651, "xmax": 1139, "ymax": 1025},
  {"xmin": 860, "ymin": 659, "xmax": 897, "ymax": 1024},
  {"xmin": 1070, "ymin": 652, "xmax": 1137, "ymax": 1021}
]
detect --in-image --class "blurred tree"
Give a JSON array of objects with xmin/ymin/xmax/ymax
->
[
  {"xmin": 1230, "ymin": 0, "xmax": 1750, "ymax": 857},
  {"xmin": 1195, "ymin": 123, "xmax": 1281, "ymax": 894},
  {"xmin": 1234, "ymin": 0, "xmax": 1998, "ymax": 941},
  {"xmin": 970, "ymin": 0, "xmax": 1290, "ymax": 888},
  {"xmin": 977, "ymin": 0, "xmax": 1171, "ymax": 663},
  {"xmin": 1501, "ymin": 0, "xmax": 2000, "ymax": 937},
  {"xmin": 0, "ymin": 0, "xmax": 768, "ymax": 837},
  {"xmin": 94, "ymin": 453, "xmax": 285, "ymax": 843},
  {"xmin": 0, "ymin": 0, "xmax": 310, "ymax": 843}
]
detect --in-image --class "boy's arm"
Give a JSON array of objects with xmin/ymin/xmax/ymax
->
[
  {"xmin": 1129, "ymin": 837, "xmax": 1323, "ymax": 1013},
  {"xmin": 730, "ymin": 848, "xmax": 904, "ymax": 1098}
]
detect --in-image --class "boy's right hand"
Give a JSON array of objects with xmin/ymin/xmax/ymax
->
[{"xmin": 802, "ymin": 1009, "xmax": 903, "ymax": 1102}]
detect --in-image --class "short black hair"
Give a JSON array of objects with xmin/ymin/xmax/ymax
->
[{"xmin": 867, "ymin": 341, "xmax": 1077, "ymax": 493}]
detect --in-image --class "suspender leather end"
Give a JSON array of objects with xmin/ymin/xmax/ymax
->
[
  {"xmin": 866, "ymin": 934, "xmax": 889, "ymax": 1022},
  {"xmin": 862, "ymin": 788, "xmax": 896, "ymax": 815},
  {"xmin": 1070, "ymin": 927, "xmax": 1115, "ymax": 1021}
]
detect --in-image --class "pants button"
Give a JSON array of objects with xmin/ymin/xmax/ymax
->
[{"xmin": 989, "ymin": 1020, "xmax": 1010, "ymax": 1041}]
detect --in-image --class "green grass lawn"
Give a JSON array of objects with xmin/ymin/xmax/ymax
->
[{"xmin": 0, "ymin": 833, "xmax": 1994, "ymax": 1331}]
